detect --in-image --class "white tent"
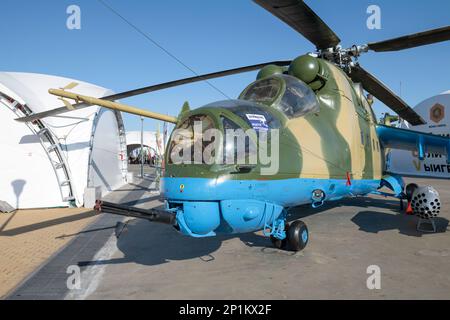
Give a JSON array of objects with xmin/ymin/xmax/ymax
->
[
  {"xmin": 0, "ymin": 72, "xmax": 128, "ymax": 209},
  {"xmin": 387, "ymin": 90, "xmax": 450, "ymax": 179}
]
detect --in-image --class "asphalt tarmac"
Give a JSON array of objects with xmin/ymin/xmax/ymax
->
[{"xmin": 8, "ymin": 171, "xmax": 450, "ymax": 299}]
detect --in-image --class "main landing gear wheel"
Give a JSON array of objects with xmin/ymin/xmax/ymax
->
[
  {"xmin": 405, "ymin": 183, "xmax": 418, "ymax": 201},
  {"xmin": 405, "ymin": 183, "xmax": 419, "ymax": 214},
  {"xmin": 287, "ymin": 220, "xmax": 309, "ymax": 252}
]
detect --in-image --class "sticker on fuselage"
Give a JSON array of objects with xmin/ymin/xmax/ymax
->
[{"xmin": 245, "ymin": 114, "xmax": 269, "ymax": 131}]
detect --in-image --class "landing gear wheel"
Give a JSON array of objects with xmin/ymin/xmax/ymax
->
[
  {"xmin": 287, "ymin": 220, "xmax": 309, "ymax": 252},
  {"xmin": 405, "ymin": 183, "xmax": 418, "ymax": 214},
  {"xmin": 270, "ymin": 222, "xmax": 289, "ymax": 249},
  {"xmin": 405, "ymin": 183, "xmax": 418, "ymax": 201}
]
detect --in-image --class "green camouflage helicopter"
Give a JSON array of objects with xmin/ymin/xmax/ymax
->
[{"xmin": 17, "ymin": 0, "xmax": 450, "ymax": 251}]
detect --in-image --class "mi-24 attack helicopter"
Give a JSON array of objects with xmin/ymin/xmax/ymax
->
[{"xmin": 17, "ymin": 0, "xmax": 450, "ymax": 251}]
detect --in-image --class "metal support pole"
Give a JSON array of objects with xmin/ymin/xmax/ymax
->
[{"xmin": 140, "ymin": 116, "xmax": 144, "ymax": 178}]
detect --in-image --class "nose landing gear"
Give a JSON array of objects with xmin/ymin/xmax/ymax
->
[{"xmin": 270, "ymin": 220, "xmax": 309, "ymax": 252}]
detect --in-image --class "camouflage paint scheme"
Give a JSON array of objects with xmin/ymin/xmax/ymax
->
[{"xmin": 164, "ymin": 57, "xmax": 383, "ymax": 182}]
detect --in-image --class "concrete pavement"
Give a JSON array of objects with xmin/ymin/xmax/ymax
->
[
  {"xmin": 7, "ymin": 174, "xmax": 450, "ymax": 299},
  {"xmin": 0, "ymin": 208, "xmax": 97, "ymax": 298}
]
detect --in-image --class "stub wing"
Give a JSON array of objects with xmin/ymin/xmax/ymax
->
[{"xmin": 376, "ymin": 124, "xmax": 450, "ymax": 163}]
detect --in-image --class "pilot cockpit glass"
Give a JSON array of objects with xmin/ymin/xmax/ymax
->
[
  {"xmin": 279, "ymin": 75, "xmax": 320, "ymax": 118},
  {"xmin": 240, "ymin": 77, "xmax": 282, "ymax": 105},
  {"xmin": 240, "ymin": 74, "xmax": 320, "ymax": 119}
]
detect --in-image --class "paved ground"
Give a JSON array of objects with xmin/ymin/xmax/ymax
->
[
  {"xmin": 6, "ymin": 173, "xmax": 450, "ymax": 300},
  {"xmin": 0, "ymin": 207, "xmax": 97, "ymax": 298}
]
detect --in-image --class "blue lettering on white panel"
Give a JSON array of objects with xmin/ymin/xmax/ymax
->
[{"xmin": 245, "ymin": 114, "xmax": 269, "ymax": 131}]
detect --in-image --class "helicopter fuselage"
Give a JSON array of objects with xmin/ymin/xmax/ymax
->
[{"xmin": 161, "ymin": 57, "xmax": 389, "ymax": 238}]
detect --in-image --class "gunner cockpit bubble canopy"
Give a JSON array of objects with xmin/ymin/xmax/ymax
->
[{"xmin": 239, "ymin": 74, "xmax": 320, "ymax": 118}]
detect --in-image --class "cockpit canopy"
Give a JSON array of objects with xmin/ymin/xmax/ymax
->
[{"xmin": 239, "ymin": 74, "xmax": 320, "ymax": 118}]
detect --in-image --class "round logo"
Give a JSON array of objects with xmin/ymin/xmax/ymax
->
[
  {"xmin": 430, "ymin": 103, "xmax": 445, "ymax": 123},
  {"xmin": 179, "ymin": 184, "xmax": 185, "ymax": 193}
]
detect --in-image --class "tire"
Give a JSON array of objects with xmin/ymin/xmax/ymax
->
[
  {"xmin": 287, "ymin": 220, "xmax": 309, "ymax": 252},
  {"xmin": 405, "ymin": 183, "xmax": 418, "ymax": 201}
]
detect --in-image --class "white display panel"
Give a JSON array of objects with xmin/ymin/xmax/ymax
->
[{"xmin": 388, "ymin": 91, "xmax": 450, "ymax": 179}]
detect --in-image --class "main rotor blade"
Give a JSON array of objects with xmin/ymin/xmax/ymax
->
[
  {"xmin": 15, "ymin": 60, "xmax": 291, "ymax": 123},
  {"xmin": 367, "ymin": 26, "xmax": 450, "ymax": 52},
  {"xmin": 254, "ymin": 0, "xmax": 340, "ymax": 50},
  {"xmin": 348, "ymin": 65, "xmax": 426, "ymax": 126}
]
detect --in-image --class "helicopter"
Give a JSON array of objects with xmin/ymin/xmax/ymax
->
[{"xmin": 16, "ymin": 0, "xmax": 450, "ymax": 251}]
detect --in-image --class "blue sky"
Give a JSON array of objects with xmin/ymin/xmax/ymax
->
[{"xmin": 1, "ymin": 0, "xmax": 449, "ymax": 132}]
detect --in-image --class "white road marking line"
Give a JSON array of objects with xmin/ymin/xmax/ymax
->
[{"xmin": 64, "ymin": 233, "xmax": 119, "ymax": 300}]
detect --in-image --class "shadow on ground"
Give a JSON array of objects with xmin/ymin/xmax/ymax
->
[
  {"xmin": 78, "ymin": 220, "xmax": 226, "ymax": 267},
  {"xmin": 351, "ymin": 211, "xmax": 449, "ymax": 237},
  {"xmin": 0, "ymin": 211, "xmax": 97, "ymax": 237},
  {"xmin": 77, "ymin": 196, "xmax": 449, "ymax": 267}
]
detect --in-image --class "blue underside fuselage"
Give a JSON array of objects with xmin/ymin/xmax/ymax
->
[{"xmin": 161, "ymin": 177, "xmax": 384, "ymax": 238}]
